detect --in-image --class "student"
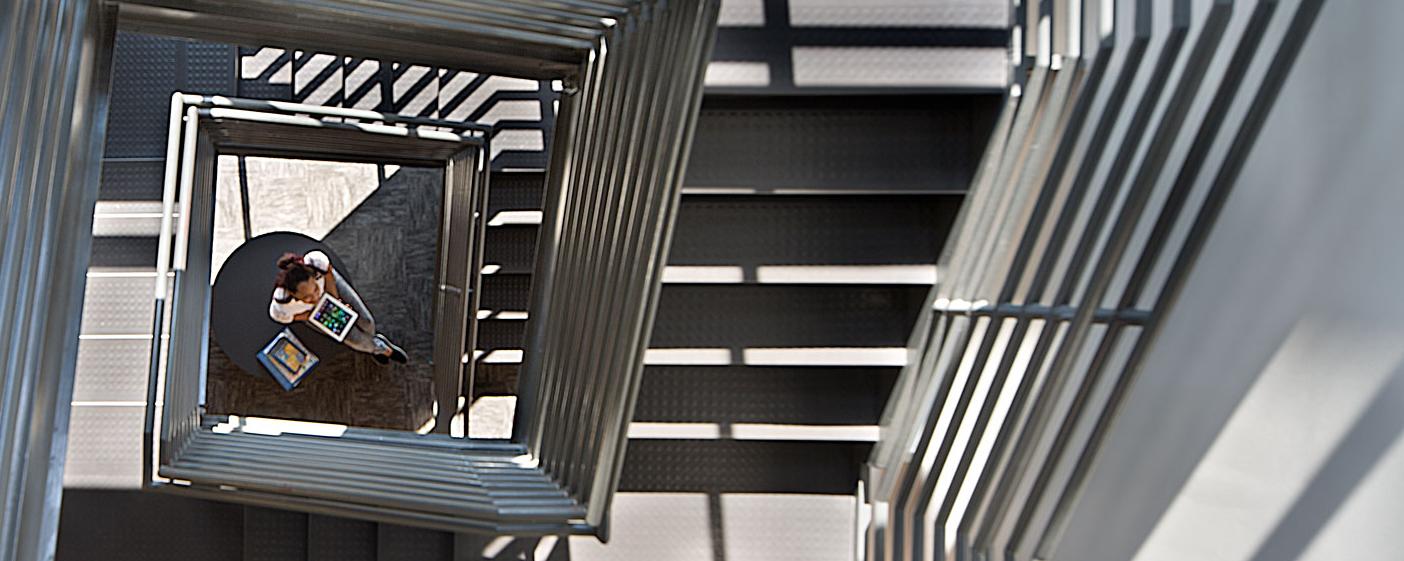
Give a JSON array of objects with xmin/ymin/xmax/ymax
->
[{"xmin": 268, "ymin": 251, "xmax": 407, "ymax": 364}]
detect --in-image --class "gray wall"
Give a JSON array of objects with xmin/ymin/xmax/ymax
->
[{"xmin": 1056, "ymin": 2, "xmax": 1404, "ymax": 560}]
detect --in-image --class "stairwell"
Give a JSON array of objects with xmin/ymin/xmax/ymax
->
[{"xmin": 59, "ymin": 14, "xmax": 1004, "ymax": 561}]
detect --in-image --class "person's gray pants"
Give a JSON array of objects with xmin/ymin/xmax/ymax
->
[{"xmin": 333, "ymin": 274, "xmax": 390, "ymax": 356}]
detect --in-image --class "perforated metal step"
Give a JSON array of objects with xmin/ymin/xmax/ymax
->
[
  {"xmin": 634, "ymin": 366, "xmax": 899, "ymax": 425},
  {"xmin": 375, "ymin": 524, "xmax": 453, "ymax": 561},
  {"xmin": 652, "ymin": 284, "xmax": 928, "ymax": 347},
  {"xmin": 308, "ymin": 515, "xmax": 376, "ymax": 561},
  {"xmin": 618, "ymin": 440, "xmax": 869, "ymax": 494},
  {"xmin": 89, "ymin": 236, "xmax": 159, "ymax": 268},
  {"xmin": 671, "ymin": 194, "xmax": 960, "ymax": 266},
  {"xmin": 57, "ymin": 490, "xmax": 244, "ymax": 561},
  {"xmin": 685, "ymin": 96, "xmax": 998, "ymax": 193},
  {"xmin": 244, "ymin": 507, "xmax": 308, "ymax": 561}
]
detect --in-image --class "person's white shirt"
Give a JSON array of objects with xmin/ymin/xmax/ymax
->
[{"xmin": 268, "ymin": 250, "xmax": 331, "ymax": 324}]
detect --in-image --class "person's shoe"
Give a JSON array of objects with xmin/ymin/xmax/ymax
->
[
  {"xmin": 377, "ymin": 334, "xmax": 408, "ymax": 364},
  {"xmin": 372, "ymin": 352, "xmax": 389, "ymax": 365}
]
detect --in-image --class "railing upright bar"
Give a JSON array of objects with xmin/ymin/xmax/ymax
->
[
  {"xmin": 538, "ymin": 19, "xmax": 620, "ymax": 487},
  {"xmin": 159, "ymin": 105, "xmax": 201, "ymax": 463},
  {"xmin": 548, "ymin": 19, "xmax": 624, "ymax": 491},
  {"xmin": 521, "ymin": 74, "xmax": 591, "ymax": 461},
  {"xmin": 147, "ymin": 92, "xmax": 186, "ymax": 481},
  {"xmin": 562, "ymin": 1, "xmax": 654, "ymax": 499},
  {"xmin": 512, "ymin": 77, "xmax": 580, "ymax": 448},
  {"xmin": 458, "ymin": 143, "xmax": 492, "ymax": 437},
  {"xmin": 592, "ymin": 0, "xmax": 719, "ymax": 521},
  {"xmin": 531, "ymin": 35, "xmax": 610, "ymax": 471},
  {"xmin": 575, "ymin": 0, "xmax": 673, "ymax": 507}
]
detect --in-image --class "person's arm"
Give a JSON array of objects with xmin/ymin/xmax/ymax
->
[
  {"xmin": 270, "ymin": 299, "xmax": 304, "ymax": 324},
  {"xmin": 323, "ymin": 267, "xmax": 341, "ymax": 299},
  {"xmin": 305, "ymin": 251, "xmax": 340, "ymax": 299}
]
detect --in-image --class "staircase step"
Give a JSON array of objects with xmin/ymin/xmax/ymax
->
[
  {"xmin": 619, "ymin": 440, "xmax": 868, "ymax": 494},
  {"xmin": 671, "ymin": 194, "xmax": 959, "ymax": 266},
  {"xmin": 100, "ymin": 159, "xmax": 166, "ymax": 200},
  {"xmin": 652, "ymin": 284, "xmax": 928, "ymax": 347},
  {"xmin": 243, "ymin": 507, "xmax": 308, "ymax": 561},
  {"xmin": 375, "ymin": 524, "xmax": 453, "ymax": 561},
  {"xmin": 685, "ymin": 95, "xmax": 996, "ymax": 193},
  {"xmin": 90, "ymin": 236, "xmax": 159, "ymax": 268},
  {"xmin": 634, "ymin": 366, "xmax": 898, "ymax": 425},
  {"xmin": 56, "ymin": 490, "xmax": 243, "ymax": 561},
  {"xmin": 479, "ymin": 274, "xmax": 532, "ymax": 311},
  {"xmin": 482, "ymin": 225, "xmax": 536, "ymax": 275},
  {"xmin": 486, "ymin": 171, "xmax": 546, "ymax": 214},
  {"xmin": 307, "ymin": 515, "xmax": 376, "ymax": 561},
  {"xmin": 80, "ymin": 274, "xmax": 156, "ymax": 335}
]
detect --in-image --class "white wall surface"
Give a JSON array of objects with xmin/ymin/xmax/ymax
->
[{"xmin": 1055, "ymin": 2, "xmax": 1404, "ymax": 560}]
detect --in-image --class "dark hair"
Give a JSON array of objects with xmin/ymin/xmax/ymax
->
[{"xmin": 273, "ymin": 252, "xmax": 316, "ymax": 297}]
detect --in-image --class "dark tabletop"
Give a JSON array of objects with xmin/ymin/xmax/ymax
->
[{"xmin": 210, "ymin": 231, "xmax": 350, "ymax": 380}]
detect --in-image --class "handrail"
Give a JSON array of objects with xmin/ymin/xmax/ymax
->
[
  {"xmin": 515, "ymin": 0, "xmax": 721, "ymax": 530},
  {"xmin": 137, "ymin": 0, "xmax": 721, "ymax": 538}
]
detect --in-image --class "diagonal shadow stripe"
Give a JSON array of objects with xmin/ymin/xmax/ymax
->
[
  {"xmin": 293, "ymin": 53, "xmax": 343, "ymax": 104},
  {"xmin": 392, "ymin": 65, "xmax": 438, "ymax": 116},
  {"xmin": 441, "ymin": 72, "xmax": 492, "ymax": 118},
  {"xmin": 1249, "ymin": 357, "xmax": 1404, "ymax": 561}
]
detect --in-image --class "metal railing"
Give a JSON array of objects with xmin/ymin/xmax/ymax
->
[
  {"xmin": 862, "ymin": 0, "xmax": 1327, "ymax": 559},
  {"xmin": 513, "ymin": 0, "xmax": 720, "ymax": 532},
  {"xmin": 125, "ymin": 0, "xmax": 718, "ymax": 539},
  {"xmin": 7, "ymin": 0, "xmax": 718, "ymax": 547},
  {"xmin": 0, "ymin": 3, "xmax": 117, "ymax": 560},
  {"xmin": 141, "ymin": 93, "xmax": 552, "ymax": 532}
]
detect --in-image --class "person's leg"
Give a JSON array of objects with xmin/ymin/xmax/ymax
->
[{"xmin": 333, "ymin": 274, "xmax": 391, "ymax": 357}]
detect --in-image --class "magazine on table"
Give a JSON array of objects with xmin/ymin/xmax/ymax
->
[{"xmin": 257, "ymin": 328, "xmax": 318, "ymax": 390}]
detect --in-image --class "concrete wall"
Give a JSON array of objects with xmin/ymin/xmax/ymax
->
[{"xmin": 1056, "ymin": 2, "xmax": 1404, "ymax": 560}]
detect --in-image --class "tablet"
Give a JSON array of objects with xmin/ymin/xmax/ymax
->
[{"xmin": 309, "ymin": 292, "xmax": 359, "ymax": 342}]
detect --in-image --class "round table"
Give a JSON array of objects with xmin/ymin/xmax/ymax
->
[{"xmin": 210, "ymin": 231, "xmax": 351, "ymax": 379}]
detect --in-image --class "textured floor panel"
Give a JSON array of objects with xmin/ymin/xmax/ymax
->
[
  {"xmin": 717, "ymin": 494, "xmax": 856, "ymax": 561},
  {"xmin": 634, "ymin": 366, "xmax": 898, "ymax": 425},
  {"xmin": 57, "ymin": 490, "xmax": 243, "ymax": 561},
  {"xmin": 651, "ymin": 284, "xmax": 929, "ymax": 347},
  {"xmin": 93, "ymin": 201, "xmax": 164, "ymax": 237},
  {"xmin": 307, "ymin": 515, "xmax": 376, "ymax": 561},
  {"xmin": 670, "ymin": 195, "xmax": 959, "ymax": 266},
  {"xmin": 686, "ymin": 96, "xmax": 996, "ymax": 192},
  {"xmin": 570, "ymin": 493, "xmax": 714, "ymax": 561},
  {"xmin": 486, "ymin": 171, "xmax": 546, "ymax": 214},
  {"xmin": 89, "ymin": 236, "xmax": 159, "ymax": 268},
  {"xmin": 63, "ymin": 406, "xmax": 144, "ymax": 489},
  {"xmin": 244, "ymin": 507, "xmax": 309, "ymax": 561},
  {"xmin": 376, "ymin": 525, "xmax": 453, "ymax": 561},
  {"xmin": 73, "ymin": 338, "xmax": 153, "ymax": 402},
  {"xmin": 483, "ymin": 225, "xmax": 537, "ymax": 274},
  {"xmin": 106, "ymin": 32, "xmax": 182, "ymax": 159},
  {"xmin": 619, "ymin": 440, "xmax": 868, "ymax": 494},
  {"xmin": 80, "ymin": 276, "xmax": 155, "ymax": 335},
  {"xmin": 479, "ymin": 274, "xmax": 532, "ymax": 312},
  {"xmin": 476, "ymin": 319, "xmax": 527, "ymax": 352},
  {"xmin": 100, "ymin": 160, "xmax": 165, "ymax": 201},
  {"xmin": 570, "ymin": 492, "xmax": 856, "ymax": 561}
]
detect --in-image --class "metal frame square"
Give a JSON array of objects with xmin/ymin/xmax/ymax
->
[{"xmin": 1, "ymin": 0, "xmax": 720, "ymax": 550}]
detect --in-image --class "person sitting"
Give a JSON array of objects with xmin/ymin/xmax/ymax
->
[{"xmin": 268, "ymin": 250, "xmax": 407, "ymax": 364}]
